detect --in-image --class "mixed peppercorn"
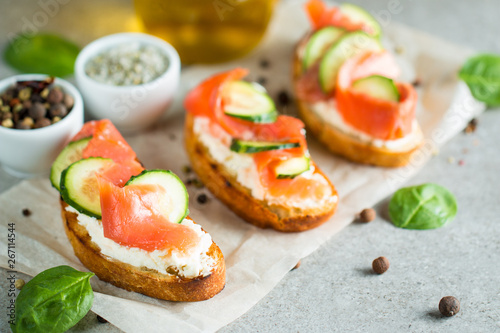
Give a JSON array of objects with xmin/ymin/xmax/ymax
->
[{"xmin": 0, "ymin": 77, "xmax": 74, "ymax": 130}]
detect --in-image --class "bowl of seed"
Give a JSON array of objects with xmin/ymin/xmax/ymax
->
[
  {"xmin": 75, "ymin": 32, "xmax": 180, "ymax": 134},
  {"xmin": 0, "ymin": 74, "xmax": 83, "ymax": 177}
]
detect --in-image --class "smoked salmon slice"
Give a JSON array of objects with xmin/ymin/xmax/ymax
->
[
  {"xmin": 252, "ymin": 147, "xmax": 331, "ymax": 201},
  {"xmin": 98, "ymin": 177, "xmax": 199, "ymax": 252},
  {"xmin": 82, "ymin": 119, "xmax": 138, "ymax": 163},
  {"xmin": 185, "ymin": 68, "xmax": 306, "ymax": 143},
  {"xmin": 72, "ymin": 119, "xmax": 144, "ymax": 187},
  {"xmin": 305, "ymin": 0, "xmax": 368, "ymax": 33},
  {"xmin": 336, "ymin": 51, "xmax": 417, "ymax": 140}
]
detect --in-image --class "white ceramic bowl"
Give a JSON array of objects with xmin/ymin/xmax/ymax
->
[
  {"xmin": 74, "ymin": 32, "xmax": 180, "ymax": 134},
  {"xmin": 0, "ymin": 74, "xmax": 84, "ymax": 177}
]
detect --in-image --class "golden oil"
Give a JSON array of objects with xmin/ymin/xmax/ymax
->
[{"xmin": 134, "ymin": 0, "xmax": 276, "ymax": 64}]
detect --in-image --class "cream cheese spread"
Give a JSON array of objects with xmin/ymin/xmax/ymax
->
[
  {"xmin": 310, "ymin": 99, "xmax": 422, "ymax": 151},
  {"xmin": 66, "ymin": 205, "xmax": 215, "ymax": 278},
  {"xmin": 193, "ymin": 117, "xmax": 336, "ymax": 209}
]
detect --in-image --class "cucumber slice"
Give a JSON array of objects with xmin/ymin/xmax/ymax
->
[
  {"xmin": 222, "ymin": 81, "xmax": 278, "ymax": 123},
  {"xmin": 60, "ymin": 157, "xmax": 115, "ymax": 219},
  {"xmin": 340, "ymin": 3, "xmax": 382, "ymax": 39},
  {"xmin": 125, "ymin": 170, "xmax": 188, "ymax": 224},
  {"xmin": 50, "ymin": 137, "xmax": 91, "ymax": 191},
  {"xmin": 230, "ymin": 139, "xmax": 300, "ymax": 154},
  {"xmin": 275, "ymin": 156, "xmax": 311, "ymax": 179},
  {"xmin": 319, "ymin": 31, "xmax": 382, "ymax": 93},
  {"xmin": 303, "ymin": 26, "xmax": 345, "ymax": 71},
  {"xmin": 352, "ymin": 75, "xmax": 400, "ymax": 102}
]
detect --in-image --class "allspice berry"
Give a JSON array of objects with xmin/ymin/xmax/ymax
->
[
  {"xmin": 15, "ymin": 279, "xmax": 25, "ymax": 290},
  {"xmin": 34, "ymin": 118, "xmax": 51, "ymax": 129},
  {"xmin": 47, "ymin": 88, "xmax": 64, "ymax": 104},
  {"xmin": 29, "ymin": 102, "xmax": 46, "ymax": 120},
  {"xmin": 63, "ymin": 94, "xmax": 75, "ymax": 109},
  {"xmin": 359, "ymin": 208, "xmax": 376, "ymax": 222},
  {"xmin": 439, "ymin": 296, "xmax": 460, "ymax": 317},
  {"xmin": 49, "ymin": 103, "xmax": 68, "ymax": 118},
  {"xmin": 372, "ymin": 256, "xmax": 390, "ymax": 274}
]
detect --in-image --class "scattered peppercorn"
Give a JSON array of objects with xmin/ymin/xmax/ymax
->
[
  {"xmin": 359, "ymin": 208, "xmax": 376, "ymax": 222},
  {"xmin": 22, "ymin": 208, "xmax": 32, "ymax": 216},
  {"xmin": 15, "ymin": 279, "xmax": 25, "ymax": 290},
  {"xmin": 277, "ymin": 90, "xmax": 290, "ymax": 106},
  {"xmin": 372, "ymin": 256, "xmax": 390, "ymax": 274},
  {"xmin": 192, "ymin": 179, "xmax": 204, "ymax": 189},
  {"xmin": 97, "ymin": 315, "xmax": 108, "ymax": 324},
  {"xmin": 412, "ymin": 78, "xmax": 421, "ymax": 87},
  {"xmin": 197, "ymin": 193, "xmax": 208, "ymax": 204},
  {"xmin": 182, "ymin": 165, "xmax": 192, "ymax": 174},
  {"xmin": 458, "ymin": 160, "xmax": 465, "ymax": 166},
  {"xmin": 439, "ymin": 296, "xmax": 460, "ymax": 317},
  {"xmin": 259, "ymin": 59, "xmax": 270, "ymax": 69},
  {"xmin": 464, "ymin": 118, "xmax": 478, "ymax": 134},
  {"xmin": 257, "ymin": 77, "xmax": 267, "ymax": 86},
  {"xmin": 395, "ymin": 45, "xmax": 405, "ymax": 54}
]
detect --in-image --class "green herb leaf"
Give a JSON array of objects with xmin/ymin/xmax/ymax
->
[
  {"xmin": 389, "ymin": 183, "xmax": 457, "ymax": 230},
  {"xmin": 4, "ymin": 33, "xmax": 80, "ymax": 77},
  {"xmin": 459, "ymin": 54, "xmax": 500, "ymax": 106},
  {"xmin": 11, "ymin": 265, "xmax": 94, "ymax": 333}
]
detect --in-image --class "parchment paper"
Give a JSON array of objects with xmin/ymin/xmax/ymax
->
[{"xmin": 0, "ymin": 1, "xmax": 485, "ymax": 332}]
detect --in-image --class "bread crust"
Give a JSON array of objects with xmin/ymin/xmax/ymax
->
[
  {"xmin": 292, "ymin": 38, "xmax": 423, "ymax": 168},
  {"xmin": 61, "ymin": 200, "xmax": 225, "ymax": 302},
  {"xmin": 184, "ymin": 113, "xmax": 337, "ymax": 232}
]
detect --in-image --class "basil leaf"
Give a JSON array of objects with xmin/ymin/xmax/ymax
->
[
  {"xmin": 389, "ymin": 183, "xmax": 457, "ymax": 230},
  {"xmin": 3, "ymin": 33, "xmax": 80, "ymax": 77},
  {"xmin": 459, "ymin": 54, "xmax": 500, "ymax": 106},
  {"xmin": 11, "ymin": 266, "xmax": 94, "ymax": 333}
]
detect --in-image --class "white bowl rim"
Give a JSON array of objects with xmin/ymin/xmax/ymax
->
[
  {"xmin": 0, "ymin": 74, "xmax": 83, "ymax": 136},
  {"xmin": 75, "ymin": 32, "xmax": 181, "ymax": 91}
]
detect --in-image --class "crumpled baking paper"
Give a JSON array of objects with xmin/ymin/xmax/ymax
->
[{"xmin": 0, "ymin": 1, "xmax": 484, "ymax": 332}]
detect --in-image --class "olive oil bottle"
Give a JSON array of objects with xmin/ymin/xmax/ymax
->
[{"xmin": 134, "ymin": 0, "xmax": 276, "ymax": 64}]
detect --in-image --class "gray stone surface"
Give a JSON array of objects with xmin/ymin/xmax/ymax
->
[{"xmin": 1, "ymin": 0, "xmax": 499, "ymax": 332}]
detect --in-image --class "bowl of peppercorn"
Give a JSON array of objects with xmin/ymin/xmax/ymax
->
[
  {"xmin": 0, "ymin": 74, "xmax": 83, "ymax": 177},
  {"xmin": 74, "ymin": 32, "xmax": 180, "ymax": 134}
]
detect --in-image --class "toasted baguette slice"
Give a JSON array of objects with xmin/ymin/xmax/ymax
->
[
  {"xmin": 292, "ymin": 40, "xmax": 423, "ymax": 168},
  {"xmin": 61, "ymin": 200, "xmax": 225, "ymax": 302},
  {"xmin": 185, "ymin": 113, "xmax": 337, "ymax": 232}
]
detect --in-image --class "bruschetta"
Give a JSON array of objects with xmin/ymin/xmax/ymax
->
[
  {"xmin": 292, "ymin": 0, "xmax": 423, "ymax": 167},
  {"xmin": 51, "ymin": 119, "xmax": 225, "ymax": 302},
  {"xmin": 184, "ymin": 68, "xmax": 338, "ymax": 232}
]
